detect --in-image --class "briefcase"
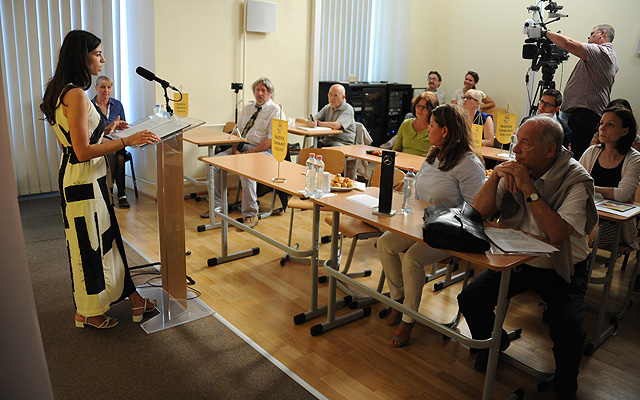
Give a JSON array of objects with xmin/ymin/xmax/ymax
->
[{"xmin": 422, "ymin": 202, "xmax": 491, "ymax": 253}]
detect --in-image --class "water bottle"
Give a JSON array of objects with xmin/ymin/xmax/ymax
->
[
  {"xmin": 154, "ymin": 104, "xmax": 171, "ymax": 119},
  {"xmin": 508, "ymin": 133, "xmax": 517, "ymax": 161},
  {"xmin": 304, "ymin": 152, "xmax": 316, "ymax": 196},
  {"xmin": 312, "ymin": 155, "xmax": 325, "ymax": 198},
  {"xmin": 401, "ymin": 167, "xmax": 417, "ymax": 214}
]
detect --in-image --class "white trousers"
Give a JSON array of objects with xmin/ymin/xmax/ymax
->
[
  {"xmin": 212, "ymin": 146, "xmax": 273, "ymax": 217},
  {"xmin": 377, "ymin": 230, "xmax": 449, "ymax": 323}
]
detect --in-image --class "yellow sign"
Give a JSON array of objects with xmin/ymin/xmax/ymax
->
[
  {"xmin": 174, "ymin": 93, "xmax": 188, "ymax": 116},
  {"xmin": 471, "ymin": 124, "xmax": 483, "ymax": 150},
  {"xmin": 495, "ymin": 105, "xmax": 517, "ymax": 145},
  {"xmin": 271, "ymin": 118, "xmax": 288, "ymax": 162}
]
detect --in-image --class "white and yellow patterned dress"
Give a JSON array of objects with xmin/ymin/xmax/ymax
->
[{"xmin": 53, "ymin": 89, "xmax": 128, "ymax": 317}]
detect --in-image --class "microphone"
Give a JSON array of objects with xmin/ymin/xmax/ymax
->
[{"xmin": 136, "ymin": 66, "xmax": 178, "ymax": 91}]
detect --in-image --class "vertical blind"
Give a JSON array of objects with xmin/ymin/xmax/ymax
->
[
  {"xmin": 0, "ymin": 0, "xmax": 154, "ymax": 196},
  {"xmin": 319, "ymin": 0, "xmax": 411, "ymax": 83}
]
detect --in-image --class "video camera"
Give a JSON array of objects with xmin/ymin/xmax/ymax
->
[{"xmin": 522, "ymin": 1, "xmax": 569, "ymax": 72}]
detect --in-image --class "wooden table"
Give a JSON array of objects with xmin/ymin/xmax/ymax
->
[
  {"xmin": 481, "ymin": 146, "xmax": 511, "ymax": 162},
  {"xmin": 329, "ymin": 144, "xmax": 425, "ymax": 171},
  {"xmin": 183, "ymin": 126, "xmax": 245, "ymax": 231},
  {"xmin": 310, "ymin": 187, "xmax": 553, "ymax": 400},
  {"xmin": 288, "ymin": 121, "xmax": 343, "ymax": 148},
  {"xmin": 584, "ymin": 206, "xmax": 640, "ymax": 355}
]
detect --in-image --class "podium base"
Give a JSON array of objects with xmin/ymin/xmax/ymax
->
[{"xmin": 137, "ymin": 286, "xmax": 213, "ymax": 334}]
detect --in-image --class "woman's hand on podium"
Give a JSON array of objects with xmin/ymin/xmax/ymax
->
[{"xmin": 127, "ymin": 129, "xmax": 160, "ymax": 146}]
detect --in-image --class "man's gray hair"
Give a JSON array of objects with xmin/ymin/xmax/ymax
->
[
  {"xmin": 597, "ymin": 24, "xmax": 615, "ymax": 42},
  {"xmin": 252, "ymin": 77, "xmax": 275, "ymax": 97},
  {"xmin": 526, "ymin": 115, "xmax": 564, "ymax": 156}
]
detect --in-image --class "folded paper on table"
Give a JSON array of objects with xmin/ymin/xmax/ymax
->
[
  {"xmin": 296, "ymin": 126, "xmax": 331, "ymax": 131},
  {"xmin": 347, "ymin": 194, "xmax": 379, "ymax": 208},
  {"xmin": 485, "ymin": 227, "xmax": 558, "ymax": 254}
]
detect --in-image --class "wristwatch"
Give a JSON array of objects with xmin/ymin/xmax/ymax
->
[{"xmin": 526, "ymin": 193, "xmax": 540, "ymax": 203}]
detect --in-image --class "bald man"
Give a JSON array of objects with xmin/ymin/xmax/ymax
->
[{"xmin": 308, "ymin": 83, "xmax": 356, "ymax": 146}]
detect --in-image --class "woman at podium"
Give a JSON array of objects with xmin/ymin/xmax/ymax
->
[{"xmin": 40, "ymin": 30, "xmax": 160, "ymax": 329}]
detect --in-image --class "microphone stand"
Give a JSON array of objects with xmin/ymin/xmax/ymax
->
[{"xmin": 162, "ymin": 85, "xmax": 173, "ymax": 116}]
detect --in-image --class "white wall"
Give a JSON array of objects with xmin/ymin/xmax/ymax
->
[
  {"xmin": 144, "ymin": 0, "xmax": 640, "ymax": 196},
  {"xmin": 405, "ymin": 0, "xmax": 640, "ymax": 119}
]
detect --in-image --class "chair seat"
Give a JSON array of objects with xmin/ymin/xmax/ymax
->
[
  {"xmin": 288, "ymin": 197, "xmax": 315, "ymax": 211},
  {"xmin": 324, "ymin": 215, "xmax": 380, "ymax": 238}
]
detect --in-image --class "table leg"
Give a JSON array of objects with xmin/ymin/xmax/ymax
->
[
  {"xmin": 585, "ymin": 222, "xmax": 623, "ymax": 355},
  {"xmin": 197, "ymin": 144, "xmax": 221, "ymax": 232},
  {"xmin": 207, "ymin": 170, "xmax": 259, "ymax": 266},
  {"xmin": 482, "ymin": 268, "xmax": 511, "ymax": 400}
]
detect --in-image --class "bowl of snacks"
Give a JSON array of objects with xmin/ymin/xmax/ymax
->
[{"xmin": 330, "ymin": 174, "xmax": 355, "ymax": 191}]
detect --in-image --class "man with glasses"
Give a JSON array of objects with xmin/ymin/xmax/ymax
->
[
  {"xmin": 542, "ymin": 25, "xmax": 618, "ymax": 160},
  {"xmin": 521, "ymin": 89, "xmax": 572, "ymax": 149},
  {"xmin": 427, "ymin": 71, "xmax": 446, "ymax": 105},
  {"xmin": 308, "ymin": 83, "xmax": 356, "ymax": 147}
]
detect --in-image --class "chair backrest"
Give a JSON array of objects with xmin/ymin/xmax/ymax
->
[
  {"xmin": 223, "ymin": 121, "xmax": 235, "ymax": 133},
  {"xmin": 298, "ymin": 147, "xmax": 345, "ymax": 175},
  {"xmin": 369, "ymin": 164, "xmax": 405, "ymax": 189},
  {"xmin": 354, "ymin": 122, "xmax": 372, "ymax": 146}
]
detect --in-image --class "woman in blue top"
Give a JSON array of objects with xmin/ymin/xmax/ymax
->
[
  {"xmin": 462, "ymin": 89, "xmax": 495, "ymax": 148},
  {"xmin": 377, "ymin": 104, "xmax": 486, "ymax": 347},
  {"xmin": 91, "ymin": 75, "xmax": 130, "ymax": 208}
]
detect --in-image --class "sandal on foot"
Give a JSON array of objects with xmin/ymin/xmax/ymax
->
[
  {"xmin": 75, "ymin": 314, "xmax": 118, "ymax": 329},
  {"xmin": 391, "ymin": 321, "xmax": 415, "ymax": 348},
  {"xmin": 386, "ymin": 308, "xmax": 402, "ymax": 326},
  {"xmin": 132, "ymin": 298, "xmax": 157, "ymax": 322}
]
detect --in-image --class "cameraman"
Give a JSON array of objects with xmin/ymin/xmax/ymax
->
[{"xmin": 543, "ymin": 25, "xmax": 618, "ymax": 160}]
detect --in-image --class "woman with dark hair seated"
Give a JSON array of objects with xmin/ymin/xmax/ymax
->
[
  {"xmin": 451, "ymin": 70, "xmax": 495, "ymax": 111},
  {"xmin": 377, "ymin": 104, "xmax": 486, "ymax": 347},
  {"xmin": 579, "ymin": 106, "xmax": 640, "ymax": 249},
  {"xmin": 392, "ymin": 91, "xmax": 439, "ymax": 156}
]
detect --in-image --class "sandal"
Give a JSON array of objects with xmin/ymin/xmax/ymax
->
[
  {"xmin": 386, "ymin": 308, "xmax": 402, "ymax": 326},
  {"xmin": 391, "ymin": 321, "xmax": 415, "ymax": 348},
  {"xmin": 132, "ymin": 298, "xmax": 157, "ymax": 322},
  {"xmin": 75, "ymin": 314, "xmax": 118, "ymax": 329}
]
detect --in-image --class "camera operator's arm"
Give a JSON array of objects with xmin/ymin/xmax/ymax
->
[{"xmin": 544, "ymin": 30, "xmax": 587, "ymax": 60}]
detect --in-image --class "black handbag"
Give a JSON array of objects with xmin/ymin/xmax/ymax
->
[{"xmin": 422, "ymin": 202, "xmax": 491, "ymax": 253}]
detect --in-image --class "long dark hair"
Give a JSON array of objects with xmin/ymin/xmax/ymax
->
[
  {"xmin": 600, "ymin": 106, "xmax": 637, "ymax": 155},
  {"xmin": 40, "ymin": 30, "xmax": 101, "ymax": 125},
  {"xmin": 426, "ymin": 104, "xmax": 482, "ymax": 171}
]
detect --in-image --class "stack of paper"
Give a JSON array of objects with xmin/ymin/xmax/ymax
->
[
  {"xmin": 596, "ymin": 200, "xmax": 640, "ymax": 218},
  {"xmin": 485, "ymin": 227, "xmax": 558, "ymax": 255}
]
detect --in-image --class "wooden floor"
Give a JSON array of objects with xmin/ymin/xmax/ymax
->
[{"xmin": 116, "ymin": 189, "xmax": 640, "ymax": 400}]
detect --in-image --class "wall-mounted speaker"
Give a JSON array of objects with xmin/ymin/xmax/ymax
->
[{"xmin": 246, "ymin": 0, "xmax": 277, "ymax": 33}]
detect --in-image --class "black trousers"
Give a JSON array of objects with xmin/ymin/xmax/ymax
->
[
  {"xmin": 568, "ymin": 108, "xmax": 601, "ymax": 161},
  {"xmin": 458, "ymin": 260, "xmax": 588, "ymax": 398}
]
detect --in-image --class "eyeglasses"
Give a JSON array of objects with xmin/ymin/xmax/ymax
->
[
  {"xmin": 462, "ymin": 96, "xmax": 478, "ymax": 101},
  {"xmin": 415, "ymin": 104, "xmax": 430, "ymax": 111},
  {"xmin": 539, "ymin": 100, "xmax": 557, "ymax": 108}
]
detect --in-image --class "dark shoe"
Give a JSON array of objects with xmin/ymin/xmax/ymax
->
[
  {"xmin": 200, "ymin": 210, "xmax": 209, "ymax": 219},
  {"xmin": 473, "ymin": 330, "xmax": 511, "ymax": 372},
  {"xmin": 634, "ymin": 274, "xmax": 640, "ymax": 291},
  {"xmin": 391, "ymin": 321, "xmax": 415, "ymax": 348},
  {"xmin": 118, "ymin": 196, "xmax": 130, "ymax": 208}
]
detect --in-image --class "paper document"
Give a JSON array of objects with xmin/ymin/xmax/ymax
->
[
  {"xmin": 495, "ymin": 152, "xmax": 510, "ymax": 159},
  {"xmin": 596, "ymin": 200, "xmax": 640, "ymax": 218},
  {"xmin": 296, "ymin": 126, "xmax": 331, "ymax": 131},
  {"xmin": 485, "ymin": 227, "xmax": 558, "ymax": 254},
  {"xmin": 347, "ymin": 194, "xmax": 379, "ymax": 208},
  {"xmin": 109, "ymin": 116, "xmax": 191, "ymax": 147}
]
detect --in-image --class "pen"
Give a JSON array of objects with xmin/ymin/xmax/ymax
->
[{"xmin": 310, "ymin": 114, "xmax": 315, "ymax": 122}]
